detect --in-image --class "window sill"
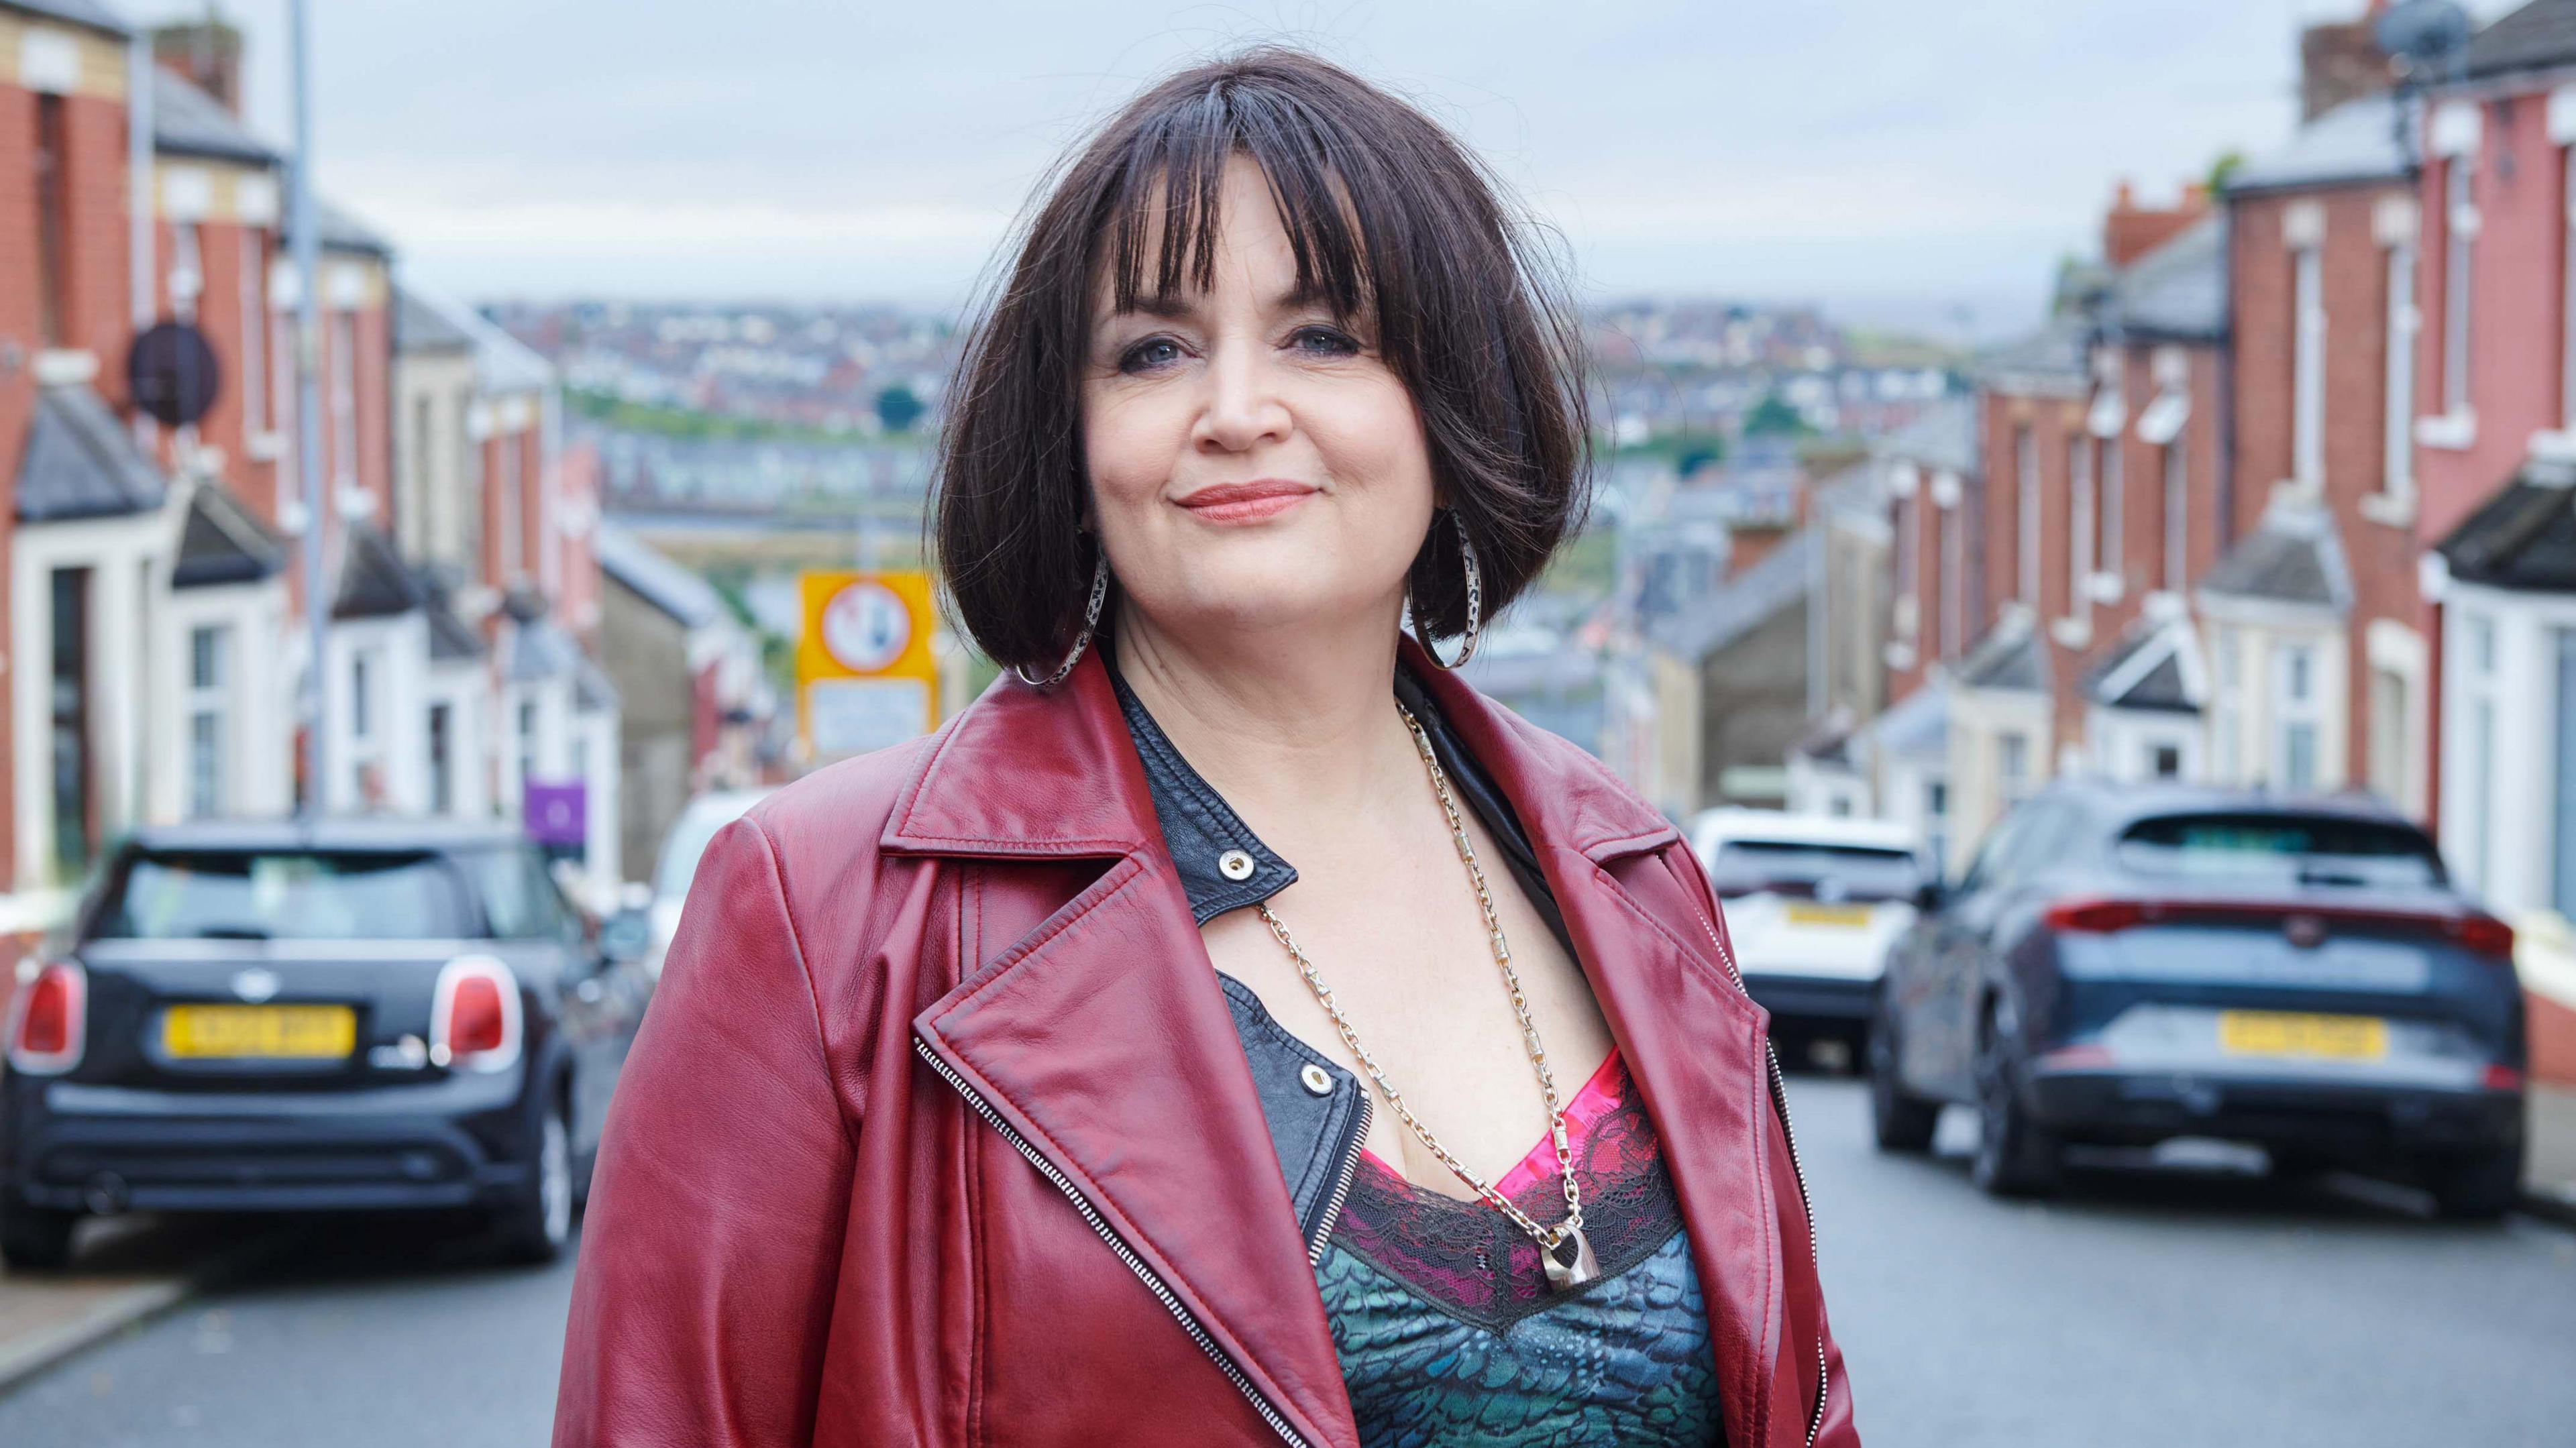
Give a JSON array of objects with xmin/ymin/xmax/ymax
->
[
  {"xmin": 32, "ymin": 349, "xmax": 98, "ymax": 386},
  {"xmin": 2049, "ymin": 616, "xmax": 2094, "ymax": 649},
  {"xmin": 2415, "ymin": 411, "xmax": 2476, "ymax": 451},
  {"xmin": 2084, "ymin": 572, "xmax": 2125, "ymax": 606},
  {"xmin": 2358, "ymin": 490, "xmax": 2418, "ymax": 528},
  {"xmin": 244, "ymin": 431, "xmax": 287, "ymax": 462}
]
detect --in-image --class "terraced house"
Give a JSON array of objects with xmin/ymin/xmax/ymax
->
[{"xmin": 0, "ymin": 3, "xmax": 621, "ymax": 968}]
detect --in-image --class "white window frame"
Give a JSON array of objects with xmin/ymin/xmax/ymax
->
[
  {"xmin": 330, "ymin": 309, "xmax": 359, "ymax": 490},
  {"xmin": 2163, "ymin": 441, "xmax": 2188, "ymax": 593},
  {"xmin": 168, "ymin": 222, "xmax": 203, "ymax": 323},
  {"xmin": 2292, "ymin": 243, "xmax": 2326, "ymax": 488},
  {"xmin": 2462, "ymin": 612, "xmax": 2499, "ymax": 891},
  {"xmin": 186, "ymin": 623, "xmax": 228, "ymax": 820},
  {"xmin": 2212, "ymin": 625, "xmax": 2241, "ymax": 783},
  {"xmin": 238, "ymin": 230, "xmax": 266, "ymax": 439},
  {"xmin": 2098, "ymin": 435, "xmax": 2123, "ymax": 593},
  {"xmin": 2066, "ymin": 433, "xmax": 2094, "ymax": 621},
  {"xmin": 2016, "ymin": 425, "xmax": 2039, "ymax": 606},
  {"xmin": 1940, "ymin": 496, "xmax": 1964, "ymax": 657},
  {"xmin": 2379, "ymin": 235, "xmax": 2418, "ymax": 516},
  {"xmin": 2442, "ymin": 156, "xmax": 2475, "ymax": 419},
  {"xmin": 2272, "ymin": 640, "xmax": 2324, "ymax": 792},
  {"xmin": 498, "ymin": 429, "xmax": 524, "ymax": 583}
]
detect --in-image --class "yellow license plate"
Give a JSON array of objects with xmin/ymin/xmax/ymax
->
[
  {"xmin": 1785, "ymin": 902, "xmax": 1872, "ymax": 928},
  {"xmin": 162, "ymin": 1005, "xmax": 356, "ymax": 1060},
  {"xmin": 2217, "ymin": 1011, "xmax": 2387, "ymax": 1060}
]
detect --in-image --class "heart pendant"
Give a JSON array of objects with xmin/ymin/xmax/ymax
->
[{"xmin": 1541, "ymin": 1224, "xmax": 1600, "ymax": 1291}]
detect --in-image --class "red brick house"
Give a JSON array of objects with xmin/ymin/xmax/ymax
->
[{"xmin": 2209, "ymin": 89, "xmax": 2428, "ymax": 817}]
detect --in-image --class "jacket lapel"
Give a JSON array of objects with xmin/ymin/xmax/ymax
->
[
  {"xmin": 892, "ymin": 657, "xmax": 1361, "ymax": 1448},
  {"xmin": 1408, "ymin": 647, "xmax": 1783, "ymax": 1448}
]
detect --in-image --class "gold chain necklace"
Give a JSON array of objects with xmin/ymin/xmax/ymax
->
[{"xmin": 1254, "ymin": 702, "xmax": 1600, "ymax": 1291}]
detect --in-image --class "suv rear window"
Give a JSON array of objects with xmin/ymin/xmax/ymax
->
[
  {"xmin": 2115, "ymin": 814, "xmax": 2445, "ymax": 889},
  {"xmin": 97, "ymin": 850, "xmax": 470, "ymax": 940},
  {"xmin": 1707, "ymin": 840, "xmax": 1921, "ymax": 902}
]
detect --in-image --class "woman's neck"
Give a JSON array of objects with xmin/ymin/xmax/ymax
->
[{"xmin": 1109, "ymin": 604, "xmax": 1421, "ymax": 838}]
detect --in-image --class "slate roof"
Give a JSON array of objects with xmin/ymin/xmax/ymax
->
[
  {"xmin": 398, "ymin": 285, "xmax": 554, "ymax": 393},
  {"xmin": 280, "ymin": 198, "xmax": 394, "ymax": 258},
  {"xmin": 1975, "ymin": 316, "xmax": 2088, "ymax": 394},
  {"xmin": 2225, "ymin": 91, "xmax": 2407, "ymax": 195},
  {"xmin": 2106, "ymin": 215, "xmax": 2226, "ymax": 342},
  {"xmin": 7, "ymin": 1, "xmax": 128, "ymax": 34},
  {"xmin": 1866, "ymin": 681, "xmax": 1949, "ymax": 759},
  {"xmin": 172, "ymin": 482, "xmax": 286, "ymax": 588},
  {"xmin": 2082, "ymin": 617, "xmax": 2199, "ymax": 714},
  {"xmin": 574, "ymin": 656, "xmax": 621, "ymax": 713},
  {"xmin": 394, "ymin": 286, "xmax": 476, "ymax": 355},
  {"xmin": 2463, "ymin": 0, "xmax": 2576, "ymax": 81},
  {"xmin": 152, "ymin": 68, "xmax": 276, "ymax": 166},
  {"xmin": 1646, "ymin": 528, "xmax": 1819, "ymax": 664},
  {"xmin": 1873, "ymin": 396, "xmax": 1977, "ymax": 476},
  {"xmin": 596, "ymin": 522, "xmax": 727, "ymax": 629},
  {"xmin": 417, "ymin": 571, "xmax": 487, "ymax": 663},
  {"xmin": 1954, "ymin": 615, "xmax": 2047, "ymax": 693},
  {"xmin": 2436, "ymin": 473, "xmax": 2576, "ymax": 592},
  {"xmin": 505, "ymin": 612, "xmax": 586, "ymax": 683},
  {"xmin": 2198, "ymin": 504, "xmax": 2353, "ymax": 610},
  {"xmin": 333, "ymin": 522, "xmax": 427, "ymax": 620},
  {"xmin": 17, "ymin": 386, "xmax": 168, "ymax": 523}
]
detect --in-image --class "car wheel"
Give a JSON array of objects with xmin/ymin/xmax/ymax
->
[
  {"xmin": 1866, "ymin": 1011, "xmax": 1939, "ymax": 1154},
  {"xmin": 2422, "ymin": 1144, "xmax": 2522, "ymax": 1221},
  {"xmin": 496, "ymin": 1094, "xmax": 576, "ymax": 1265},
  {"xmin": 1970, "ymin": 1003, "xmax": 2059, "ymax": 1198},
  {"xmin": 0, "ymin": 1200, "xmax": 79, "ymax": 1271}
]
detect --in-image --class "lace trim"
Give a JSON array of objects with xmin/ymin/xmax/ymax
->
[{"xmin": 1327, "ymin": 1051, "xmax": 1684, "ymax": 1335}]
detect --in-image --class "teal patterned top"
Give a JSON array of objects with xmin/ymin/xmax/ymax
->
[{"xmin": 1312, "ymin": 1052, "xmax": 1725, "ymax": 1447}]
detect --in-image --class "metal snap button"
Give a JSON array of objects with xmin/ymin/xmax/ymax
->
[
  {"xmin": 1299, "ymin": 1063, "xmax": 1333, "ymax": 1096},
  {"xmin": 1218, "ymin": 848, "xmax": 1256, "ymax": 882}
]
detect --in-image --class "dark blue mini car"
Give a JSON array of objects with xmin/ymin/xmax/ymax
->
[
  {"xmin": 0, "ymin": 819, "xmax": 653, "ymax": 1268},
  {"xmin": 1868, "ymin": 781, "xmax": 2526, "ymax": 1217}
]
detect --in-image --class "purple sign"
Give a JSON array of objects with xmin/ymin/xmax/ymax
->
[{"xmin": 524, "ymin": 781, "xmax": 588, "ymax": 848}]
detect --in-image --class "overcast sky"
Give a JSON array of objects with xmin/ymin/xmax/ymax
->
[{"xmin": 132, "ymin": 1, "xmax": 2519, "ymax": 338}]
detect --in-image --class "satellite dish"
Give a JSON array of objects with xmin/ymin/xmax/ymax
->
[
  {"xmin": 126, "ymin": 321, "xmax": 221, "ymax": 429},
  {"xmin": 2376, "ymin": 0, "xmax": 2471, "ymax": 74}
]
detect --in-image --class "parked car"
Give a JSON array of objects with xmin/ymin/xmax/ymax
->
[
  {"xmin": 0, "ymin": 818, "xmax": 654, "ymax": 1269},
  {"xmin": 1868, "ymin": 781, "xmax": 2526, "ymax": 1217},
  {"xmin": 631, "ymin": 787, "xmax": 773, "ymax": 981},
  {"xmin": 1688, "ymin": 808, "xmax": 1929, "ymax": 1060}
]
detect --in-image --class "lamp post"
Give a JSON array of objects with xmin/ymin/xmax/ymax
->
[{"xmin": 288, "ymin": 0, "xmax": 329, "ymax": 818}]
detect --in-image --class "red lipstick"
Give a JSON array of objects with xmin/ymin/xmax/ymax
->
[{"xmin": 1175, "ymin": 479, "xmax": 1318, "ymax": 524}]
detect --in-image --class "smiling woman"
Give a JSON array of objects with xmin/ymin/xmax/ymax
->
[{"xmin": 558, "ymin": 46, "xmax": 1856, "ymax": 1448}]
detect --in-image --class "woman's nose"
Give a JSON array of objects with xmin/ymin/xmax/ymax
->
[{"xmin": 1192, "ymin": 341, "xmax": 1291, "ymax": 453}]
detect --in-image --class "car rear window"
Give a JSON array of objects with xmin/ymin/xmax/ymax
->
[
  {"xmin": 2114, "ymin": 814, "xmax": 2445, "ymax": 889},
  {"xmin": 1707, "ymin": 840, "xmax": 1921, "ymax": 902},
  {"xmin": 97, "ymin": 850, "xmax": 470, "ymax": 940}
]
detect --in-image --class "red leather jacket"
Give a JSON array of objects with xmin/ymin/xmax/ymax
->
[{"xmin": 553, "ymin": 641, "xmax": 1860, "ymax": 1447}]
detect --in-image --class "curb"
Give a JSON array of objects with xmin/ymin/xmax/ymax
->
[
  {"xmin": 0, "ymin": 1234, "xmax": 277, "ymax": 1398},
  {"xmin": 0, "ymin": 1275, "xmax": 195, "ymax": 1395},
  {"xmin": 2519, "ymin": 1188, "xmax": 2576, "ymax": 1233}
]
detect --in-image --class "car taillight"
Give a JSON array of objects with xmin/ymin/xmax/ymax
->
[
  {"xmin": 2041, "ymin": 899, "xmax": 2151, "ymax": 934},
  {"xmin": 6, "ymin": 960, "xmax": 85, "ymax": 1075},
  {"xmin": 431, "ymin": 956, "xmax": 521, "ymax": 1072},
  {"xmin": 2450, "ymin": 913, "xmax": 2515, "ymax": 960},
  {"xmin": 2480, "ymin": 1063, "xmax": 2524, "ymax": 1093}
]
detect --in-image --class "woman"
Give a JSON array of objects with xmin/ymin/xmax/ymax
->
[{"xmin": 556, "ymin": 48, "xmax": 1856, "ymax": 1448}]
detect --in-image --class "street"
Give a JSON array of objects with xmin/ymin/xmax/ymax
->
[{"xmin": 2, "ymin": 1076, "xmax": 2572, "ymax": 1447}]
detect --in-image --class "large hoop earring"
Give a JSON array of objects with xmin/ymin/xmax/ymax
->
[
  {"xmin": 1412, "ymin": 510, "xmax": 1482, "ymax": 670},
  {"xmin": 1015, "ymin": 549, "xmax": 1110, "ymax": 689}
]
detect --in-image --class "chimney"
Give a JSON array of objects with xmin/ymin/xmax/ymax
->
[
  {"xmin": 2103, "ymin": 178, "xmax": 2211, "ymax": 269},
  {"xmin": 2300, "ymin": 1, "xmax": 2397, "ymax": 123},
  {"xmin": 1727, "ymin": 518, "xmax": 1794, "ymax": 581},
  {"xmin": 151, "ymin": 15, "xmax": 246, "ymax": 115}
]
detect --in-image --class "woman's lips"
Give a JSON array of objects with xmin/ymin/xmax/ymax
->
[{"xmin": 1175, "ymin": 480, "xmax": 1318, "ymax": 524}]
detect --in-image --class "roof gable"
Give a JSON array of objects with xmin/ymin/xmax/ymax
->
[{"xmin": 18, "ymin": 386, "xmax": 168, "ymax": 524}]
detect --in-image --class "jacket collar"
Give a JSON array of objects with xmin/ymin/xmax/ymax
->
[{"xmin": 881, "ymin": 635, "xmax": 1679, "ymax": 867}]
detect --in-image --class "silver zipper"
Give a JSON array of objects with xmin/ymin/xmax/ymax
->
[
  {"xmin": 1676, "ymin": 872, "xmax": 1830, "ymax": 1448},
  {"xmin": 1305, "ymin": 1091, "xmax": 1372, "ymax": 1264},
  {"xmin": 914, "ymin": 1037, "xmax": 1312, "ymax": 1448}
]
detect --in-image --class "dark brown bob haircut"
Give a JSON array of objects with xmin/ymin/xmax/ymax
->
[{"xmin": 932, "ymin": 46, "xmax": 1594, "ymax": 674}]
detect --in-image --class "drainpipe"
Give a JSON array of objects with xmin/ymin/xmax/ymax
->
[
  {"xmin": 290, "ymin": 0, "xmax": 329, "ymax": 817},
  {"xmin": 127, "ymin": 30, "xmax": 154, "ymax": 451}
]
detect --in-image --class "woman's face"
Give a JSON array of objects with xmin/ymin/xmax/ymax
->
[{"xmin": 1081, "ymin": 155, "xmax": 1434, "ymax": 649}]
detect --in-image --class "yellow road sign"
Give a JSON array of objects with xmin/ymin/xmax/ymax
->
[{"xmin": 798, "ymin": 570, "xmax": 937, "ymax": 758}]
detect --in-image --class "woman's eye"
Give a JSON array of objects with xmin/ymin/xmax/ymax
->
[
  {"xmin": 1291, "ymin": 325, "xmax": 1362, "ymax": 358},
  {"xmin": 1117, "ymin": 337, "xmax": 1184, "ymax": 374}
]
